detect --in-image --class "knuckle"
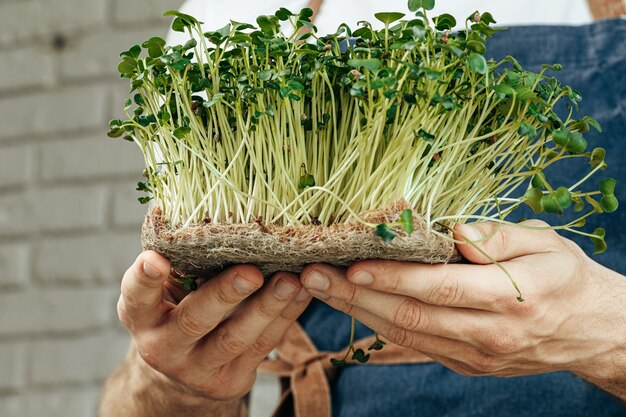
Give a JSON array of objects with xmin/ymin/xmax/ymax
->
[
  {"xmin": 475, "ymin": 326, "xmax": 522, "ymax": 355},
  {"xmin": 344, "ymin": 282, "xmax": 359, "ymax": 305},
  {"xmin": 249, "ymin": 334, "xmax": 276, "ymax": 357},
  {"xmin": 255, "ymin": 300, "xmax": 279, "ymax": 321},
  {"xmin": 387, "ymin": 326, "xmax": 415, "ymax": 348},
  {"xmin": 215, "ymin": 327, "xmax": 248, "ymax": 356},
  {"xmin": 427, "ymin": 274, "xmax": 462, "ymax": 306},
  {"xmin": 176, "ymin": 305, "xmax": 208, "ymax": 338},
  {"xmin": 394, "ymin": 299, "xmax": 425, "ymax": 331},
  {"xmin": 213, "ymin": 283, "xmax": 240, "ymax": 306}
]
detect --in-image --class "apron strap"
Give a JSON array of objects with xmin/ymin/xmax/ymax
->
[
  {"xmin": 587, "ymin": 0, "xmax": 626, "ymax": 19},
  {"xmin": 259, "ymin": 322, "xmax": 433, "ymax": 417},
  {"xmin": 308, "ymin": 0, "xmax": 324, "ymax": 24}
]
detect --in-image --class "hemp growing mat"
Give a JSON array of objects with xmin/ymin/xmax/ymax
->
[{"xmin": 141, "ymin": 199, "xmax": 461, "ymax": 278}]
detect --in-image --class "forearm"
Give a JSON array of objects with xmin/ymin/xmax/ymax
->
[
  {"xmin": 573, "ymin": 262, "xmax": 626, "ymax": 402},
  {"xmin": 99, "ymin": 344, "xmax": 247, "ymax": 417}
]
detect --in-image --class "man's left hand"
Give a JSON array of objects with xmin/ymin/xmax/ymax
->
[{"xmin": 300, "ymin": 220, "xmax": 626, "ymax": 380}]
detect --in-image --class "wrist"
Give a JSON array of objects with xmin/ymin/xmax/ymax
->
[
  {"xmin": 130, "ymin": 345, "xmax": 245, "ymax": 411},
  {"xmin": 568, "ymin": 260, "xmax": 626, "ymax": 382}
]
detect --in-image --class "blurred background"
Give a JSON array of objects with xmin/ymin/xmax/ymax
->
[{"xmin": 0, "ymin": 0, "xmax": 182, "ymax": 415}]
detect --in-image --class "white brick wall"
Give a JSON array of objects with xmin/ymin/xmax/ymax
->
[{"xmin": 0, "ymin": 1, "xmax": 183, "ymax": 415}]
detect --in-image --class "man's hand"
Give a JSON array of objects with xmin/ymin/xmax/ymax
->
[
  {"xmin": 300, "ymin": 221, "xmax": 626, "ymax": 398},
  {"xmin": 100, "ymin": 251, "xmax": 311, "ymax": 416}
]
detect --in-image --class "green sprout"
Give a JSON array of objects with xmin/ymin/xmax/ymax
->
[{"xmin": 109, "ymin": 0, "xmax": 618, "ymax": 365}]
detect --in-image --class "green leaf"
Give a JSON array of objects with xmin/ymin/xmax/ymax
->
[
  {"xmin": 258, "ymin": 69, "xmax": 273, "ymax": 81},
  {"xmin": 275, "ymin": 7, "xmax": 293, "ymax": 21},
  {"xmin": 518, "ymin": 123, "xmax": 537, "ymax": 138},
  {"xmin": 173, "ymin": 127, "xmax": 191, "ymax": 139},
  {"xmin": 601, "ymin": 195, "xmax": 619, "ymax": 213},
  {"xmin": 408, "ymin": 0, "xmax": 435, "ymax": 12},
  {"xmin": 298, "ymin": 174, "xmax": 315, "ymax": 190},
  {"xmin": 138, "ymin": 196, "xmax": 153, "ymax": 205},
  {"xmin": 600, "ymin": 178, "xmax": 617, "ymax": 195},
  {"xmin": 348, "ymin": 59, "xmax": 381, "ymax": 73},
  {"xmin": 541, "ymin": 194, "xmax": 562, "ymax": 215},
  {"xmin": 351, "ymin": 348, "xmax": 371, "ymax": 363},
  {"xmin": 467, "ymin": 52, "xmax": 488, "ymax": 75},
  {"xmin": 368, "ymin": 339, "xmax": 387, "ymax": 351},
  {"xmin": 434, "ymin": 13, "xmax": 456, "ymax": 31},
  {"xmin": 493, "ymin": 84, "xmax": 516, "ymax": 98},
  {"xmin": 590, "ymin": 228, "xmax": 607, "ymax": 255},
  {"xmin": 480, "ymin": 12, "xmax": 497, "ymax": 25},
  {"xmin": 573, "ymin": 196, "xmax": 585, "ymax": 213},
  {"xmin": 257, "ymin": 15, "xmax": 279, "ymax": 35},
  {"xmin": 554, "ymin": 187, "xmax": 572, "ymax": 209},
  {"xmin": 524, "ymin": 188, "xmax": 544, "ymax": 214},
  {"xmin": 375, "ymin": 223, "xmax": 397, "ymax": 243},
  {"xmin": 330, "ymin": 358, "xmax": 347, "ymax": 368},
  {"xmin": 375, "ymin": 12, "xmax": 405, "ymax": 25},
  {"xmin": 582, "ymin": 116, "xmax": 602, "ymax": 132},
  {"xmin": 400, "ymin": 209, "xmax": 414, "ymax": 235}
]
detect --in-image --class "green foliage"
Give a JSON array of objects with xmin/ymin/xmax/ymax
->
[{"xmin": 111, "ymin": 0, "xmax": 615, "ymax": 256}]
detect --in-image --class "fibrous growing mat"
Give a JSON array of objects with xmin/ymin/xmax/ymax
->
[{"xmin": 141, "ymin": 199, "xmax": 460, "ymax": 278}]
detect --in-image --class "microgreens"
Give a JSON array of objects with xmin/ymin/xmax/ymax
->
[{"xmin": 110, "ymin": 0, "xmax": 618, "ymax": 366}]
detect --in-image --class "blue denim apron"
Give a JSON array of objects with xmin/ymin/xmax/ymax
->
[{"xmin": 298, "ymin": 19, "xmax": 626, "ymax": 417}]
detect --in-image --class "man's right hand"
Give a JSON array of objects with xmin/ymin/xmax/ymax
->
[{"xmin": 110, "ymin": 250, "xmax": 311, "ymax": 410}]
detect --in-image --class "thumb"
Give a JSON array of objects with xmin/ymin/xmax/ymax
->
[{"xmin": 454, "ymin": 220, "xmax": 559, "ymax": 264}]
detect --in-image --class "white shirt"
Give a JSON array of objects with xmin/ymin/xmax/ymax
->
[
  {"xmin": 168, "ymin": 0, "xmax": 593, "ymax": 47},
  {"xmin": 165, "ymin": 1, "xmax": 593, "ymax": 416}
]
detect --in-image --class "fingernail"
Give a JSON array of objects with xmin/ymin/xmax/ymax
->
[
  {"xmin": 460, "ymin": 224, "xmax": 483, "ymax": 242},
  {"xmin": 274, "ymin": 278, "xmax": 298, "ymax": 300},
  {"xmin": 143, "ymin": 262, "xmax": 161, "ymax": 278},
  {"xmin": 304, "ymin": 270, "xmax": 329, "ymax": 291},
  {"xmin": 350, "ymin": 270, "xmax": 374, "ymax": 286},
  {"xmin": 233, "ymin": 274, "xmax": 257, "ymax": 294},
  {"xmin": 307, "ymin": 289, "xmax": 330, "ymax": 300},
  {"xmin": 295, "ymin": 288, "xmax": 310, "ymax": 302}
]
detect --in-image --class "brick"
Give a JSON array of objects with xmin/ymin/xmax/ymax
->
[
  {"xmin": 26, "ymin": 389, "xmax": 101, "ymax": 417},
  {"xmin": 0, "ymin": 192, "xmax": 34, "ymax": 237},
  {"xmin": 34, "ymin": 185, "xmax": 107, "ymax": 233},
  {"xmin": 35, "ymin": 233, "xmax": 141, "ymax": 284},
  {"xmin": 0, "ymin": 145, "xmax": 31, "ymax": 188},
  {"xmin": 0, "ymin": 342, "xmax": 27, "ymax": 391},
  {"xmin": 0, "ymin": 396, "xmax": 21, "ymax": 417},
  {"xmin": 114, "ymin": 0, "xmax": 184, "ymax": 24},
  {"xmin": 112, "ymin": 185, "xmax": 149, "ymax": 227},
  {"xmin": 0, "ymin": 45, "xmax": 56, "ymax": 93},
  {"xmin": 32, "ymin": 331, "xmax": 129, "ymax": 385},
  {"xmin": 39, "ymin": 136, "xmax": 144, "ymax": 182},
  {"xmin": 60, "ymin": 27, "xmax": 165, "ymax": 80},
  {"xmin": 0, "ymin": 243, "xmax": 30, "ymax": 288},
  {"xmin": 0, "ymin": 85, "xmax": 107, "ymax": 141},
  {"xmin": 0, "ymin": 0, "xmax": 107, "ymax": 46},
  {"xmin": 0, "ymin": 287, "xmax": 115, "ymax": 336}
]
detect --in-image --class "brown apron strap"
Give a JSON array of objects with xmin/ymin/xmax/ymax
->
[
  {"xmin": 587, "ymin": 0, "xmax": 626, "ymax": 20},
  {"xmin": 258, "ymin": 322, "xmax": 433, "ymax": 417},
  {"xmin": 308, "ymin": 0, "xmax": 324, "ymax": 24}
]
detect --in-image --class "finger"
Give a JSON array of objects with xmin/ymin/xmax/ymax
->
[
  {"xmin": 301, "ymin": 265, "xmax": 482, "ymax": 341},
  {"xmin": 231, "ymin": 286, "xmax": 312, "ymax": 370},
  {"xmin": 313, "ymin": 291, "xmax": 472, "ymax": 360},
  {"xmin": 198, "ymin": 273, "xmax": 303, "ymax": 365},
  {"xmin": 118, "ymin": 251, "xmax": 172, "ymax": 327},
  {"xmin": 168, "ymin": 265, "xmax": 264, "ymax": 345},
  {"xmin": 454, "ymin": 220, "xmax": 561, "ymax": 264},
  {"xmin": 345, "ymin": 260, "xmax": 519, "ymax": 311}
]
